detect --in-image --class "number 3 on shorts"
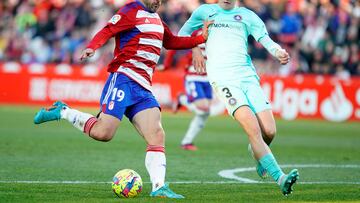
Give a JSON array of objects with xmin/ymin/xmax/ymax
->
[{"xmin": 222, "ymin": 87, "xmax": 232, "ymax": 98}]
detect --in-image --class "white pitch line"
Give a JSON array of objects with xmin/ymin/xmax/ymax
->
[
  {"xmin": 1, "ymin": 164, "xmax": 359, "ymax": 185},
  {"xmin": 218, "ymin": 164, "xmax": 360, "ymax": 184}
]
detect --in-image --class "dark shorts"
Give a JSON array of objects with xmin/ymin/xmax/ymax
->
[
  {"xmin": 185, "ymin": 80, "xmax": 213, "ymax": 103},
  {"xmin": 100, "ymin": 73, "xmax": 160, "ymax": 121}
]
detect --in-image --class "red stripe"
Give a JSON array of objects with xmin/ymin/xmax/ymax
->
[
  {"xmin": 84, "ymin": 117, "xmax": 97, "ymax": 134},
  {"xmin": 138, "ymin": 31, "xmax": 163, "ymax": 40},
  {"xmin": 130, "ymin": 55, "xmax": 158, "ymax": 66},
  {"xmin": 138, "ymin": 18, "xmax": 161, "ymax": 25},
  {"xmin": 114, "ymin": 71, "xmax": 151, "ymax": 92},
  {"xmin": 186, "ymin": 72, "xmax": 208, "ymax": 76},
  {"xmin": 137, "ymin": 45, "xmax": 161, "ymax": 55},
  {"xmin": 119, "ymin": 63, "xmax": 152, "ymax": 82},
  {"xmin": 146, "ymin": 145, "xmax": 165, "ymax": 153}
]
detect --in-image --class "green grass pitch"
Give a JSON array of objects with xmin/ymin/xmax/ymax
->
[{"xmin": 0, "ymin": 105, "xmax": 359, "ymax": 202}]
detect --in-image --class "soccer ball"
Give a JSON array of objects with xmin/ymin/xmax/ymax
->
[{"xmin": 112, "ymin": 169, "xmax": 143, "ymax": 198}]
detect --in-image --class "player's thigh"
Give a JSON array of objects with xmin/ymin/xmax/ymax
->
[
  {"xmin": 233, "ymin": 105, "xmax": 262, "ymax": 137},
  {"xmin": 131, "ymin": 107, "xmax": 164, "ymax": 145},
  {"xmin": 245, "ymin": 77, "xmax": 271, "ymax": 114},
  {"xmin": 92, "ymin": 112, "xmax": 121, "ymax": 139},
  {"xmin": 192, "ymin": 98, "xmax": 211, "ymax": 111},
  {"xmin": 256, "ymin": 109, "xmax": 276, "ymax": 136},
  {"xmin": 211, "ymin": 82, "xmax": 248, "ymax": 117}
]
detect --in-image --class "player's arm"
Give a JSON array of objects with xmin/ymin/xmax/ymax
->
[
  {"xmin": 191, "ymin": 47, "xmax": 205, "ymax": 73},
  {"xmin": 178, "ymin": 5, "xmax": 208, "ymax": 37},
  {"xmin": 259, "ymin": 36, "xmax": 290, "ymax": 65},
  {"xmin": 179, "ymin": 6, "xmax": 210, "ymax": 73},
  {"xmin": 81, "ymin": 12, "xmax": 135, "ymax": 60},
  {"xmin": 162, "ymin": 21, "xmax": 212, "ymax": 50},
  {"xmin": 191, "ymin": 30, "xmax": 206, "ymax": 73},
  {"xmin": 249, "ymin": 11, "xmax": 290, "ymax": 65}
]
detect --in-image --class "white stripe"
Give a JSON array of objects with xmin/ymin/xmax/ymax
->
[
  {"xmin": 185, "ymin": 75, "xmax": 209, "ymax": 82},
  {"xmin": 136, "ymin": 24, "xmax": 164, "ymax": 33},
  {"xmin": 136, "ymin": 10, "xmax": 160, "ymax": 19},
  {"xmin": 126, "ymin": 59, "xmax": 153, "ymax": 78},
  {"xmin": 139, "ymin": 38, "xmax": 162, "ymax": 49},
  {"xmin": 136, "ymin": 50, "xmax": 160, "ymax": 63},
  {"xmin": 102, "ymin": 73, "xmax": 117, "ymax": 105},
  {"xmin": 117, "ymin": 67, "xmax": 152, "ymax": 91},
  {"xmin": 1, "ymin": 180, "xmax": 359, "ymax": 185}
]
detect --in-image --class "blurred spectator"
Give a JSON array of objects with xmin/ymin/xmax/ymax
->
[{"xmin": 0, "ymin": 0, "xmax": 359, "ymax": 77}]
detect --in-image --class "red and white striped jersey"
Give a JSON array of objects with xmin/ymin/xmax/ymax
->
[{"xmin": 87, "ymin": 0, "xmax": 205, "ymax": 91}]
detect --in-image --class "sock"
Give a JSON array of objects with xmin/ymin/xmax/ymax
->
[
  {"xmin": 145, "ymin": 145, "xmax": 166, "ymax": 192},
  {"xmin": 259, "ymin": 153, "xmax": 285, "ymax": 185},
  {"xmin": 61, "ymin": 107, "xmax": 96, "ymax": 133},
  {"xmin": 181, "ymin": 114, "xmax": 208, "ymax": 145}
]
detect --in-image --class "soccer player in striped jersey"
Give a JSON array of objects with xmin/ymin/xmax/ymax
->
[
  {"xmin": 178, "ymin": 0, "xmax": 299, "ymax": 196},
  {"xmin": 164, "ymin": 29, "xmax": 213, "ymax": 151},
  {"xmin": 34, "ymin": 0, "xmax": 212, "ymax": 199}
]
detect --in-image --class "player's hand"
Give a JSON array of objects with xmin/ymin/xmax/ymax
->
[
  {"xmin": 275, "ymin": 48, "xmax": 290, "ymax": 65},
  {"xmin": 192, "ymin": 47, "xmax": 206, "ymax": 73},
  {"xmin": 201, "ymin": 20, "xmax": 214, "ymax": 40},
  {"xmin": 80, "ymin": 48, "xmax": 95, "ymax": 61}
]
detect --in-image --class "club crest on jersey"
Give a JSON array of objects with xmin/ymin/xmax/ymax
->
[
  {"xmin": 234, "ymin": 15, "xmax": 242, "ymax": 21},
  {"xmin": 108, "ymin": 101, "xmax": 115, "ymax": 110},
  {"xmin": 109, "ymin": 14, "xmax": 121, "ymax": 25},
  {"xmin": 228, "ymin": 98, "xmax": 237, "ymax": 106}
]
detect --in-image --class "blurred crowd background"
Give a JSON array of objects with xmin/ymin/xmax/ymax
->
[{"xmin": 0, "ymin": 0, "xmax": 359, "ymax": 77}]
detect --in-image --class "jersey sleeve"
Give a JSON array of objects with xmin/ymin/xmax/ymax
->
[
  {"xmin": 178, "ymin": 5, "xmax": 208, "ymax": 36},
  {"xmin": 106, "ymin": 10, "xmax": 136, "ymax": 35},
  {"xmin": 86, "ymin": 10, "xmax": 135, "ymax": 50},
  {"xmin": 248, "ymin": 11, "xmax": 269, "ymax": 42},
  {"xmin": 248, "ymin": 11, "xmax": 281, "ymax": 57},
  {"xmin": 163, "ymin": 22, "xmax": 205, "ymax": 50}
]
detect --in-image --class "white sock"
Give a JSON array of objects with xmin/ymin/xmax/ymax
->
[
  {"xmin": 60, "ymin": 107, "xmax": 94, "ymax": 132},
  {"xmin": 181, "ymin": 114, "xmax": 209, "ymax": 145},
  {"xmin": 145, "ymin": 151, "xmax": 166, "ymax": 192}
]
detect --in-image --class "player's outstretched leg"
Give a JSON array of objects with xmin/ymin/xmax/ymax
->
[
  {"xmin": 34, "ymin": 101, "xmax": 67, "ymax": 124},
  {"xmin": 234, "ymin": 106, "xmax": 299, "ymax": 195},
  {"xmin": 34, "ymin": 101, "xmax": 98, "ymax": 136},
  {"xmin": 279, "ymin": 169, "xmax": 299, "ymax": 196},
  {"xmin": 248, "ymin": 144, "xmax": 268, "ymax": 179},
  {"xmin": 150, "ymin": 183, "xmax": 184, "ymax": 199}
]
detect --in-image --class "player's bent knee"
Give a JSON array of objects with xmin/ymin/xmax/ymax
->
[
  {"xmin": 90, "ymin": 128, "xmax": 115, "ymax": 142},
  {"xmin": 148, "ymin": 127, "xmax": 165, "ymax": 146},
  {"xmin": 263, "ymin": 127, "xmax": 276, "ymax": 139},
  {"xmin": 247, "ymin": 127, "xmax": 262, "ymax": 138}
]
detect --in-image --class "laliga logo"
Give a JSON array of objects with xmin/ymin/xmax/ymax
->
[{"xmin": 320, "ymin": 84, "xmax": 353, "ymax": 122}]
